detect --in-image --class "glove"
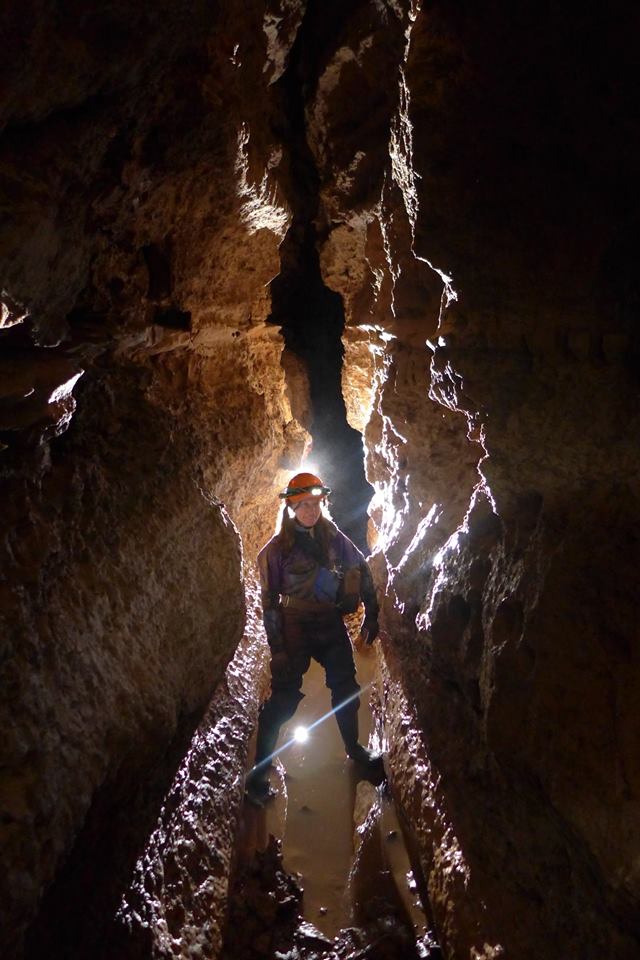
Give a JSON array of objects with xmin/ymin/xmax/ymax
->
[{"xmin": 360, "ymin": 617, "xmax": 379, "ymax": 645}]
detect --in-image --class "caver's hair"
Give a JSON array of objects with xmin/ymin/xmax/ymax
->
[{"xmin": 277, "ymin": 511, "xmax": 334, "ymax": 564}]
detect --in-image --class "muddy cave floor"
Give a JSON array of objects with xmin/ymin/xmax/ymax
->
[{"xmin": 223, "ymin": 648, "xmax": 441, "ymax": 960}]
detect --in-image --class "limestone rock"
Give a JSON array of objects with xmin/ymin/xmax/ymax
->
[
  {"xmin": 1, "ymin": 1, "xmax": 639, "ymax": 958},
  {"xmin": 305, "ymin": 1, "xmax": 640, "ymax": 956},
  {"xmin": 0, "ymin": 2, "xmax": 304, "ymax": 955}
]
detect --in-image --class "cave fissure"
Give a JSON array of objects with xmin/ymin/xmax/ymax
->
[{"xmin": 268, "ymin": 0, "xmax": 372, "ymax": 552}]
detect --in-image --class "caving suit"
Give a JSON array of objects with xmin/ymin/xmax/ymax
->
[{"xmin": 254, "ymin": 517, "xmax": 379, "ymax": 771}]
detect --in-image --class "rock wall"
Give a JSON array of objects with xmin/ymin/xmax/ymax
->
[
  {"xmin": 305, "ymin": 2, "xmax": 640, "ymax": 958},
  {"xmin": 0, "ymin": 2, "xmax": 308, "ymax": 955},
  {"xmin": 2, "ymin": 1, "xmax": 639, "ymax": 958},
  {"xmin": 114, "ymin": 578, "xmax": 270, "ymax": 960}
]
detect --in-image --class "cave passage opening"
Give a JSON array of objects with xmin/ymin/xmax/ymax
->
[
  {"xmin": 270, "ymin": 244, "xmax": 373, "ymax": 553},
  {"xmin": 267, "ymin": 0, "xmax": 373, "ymax": 554}
]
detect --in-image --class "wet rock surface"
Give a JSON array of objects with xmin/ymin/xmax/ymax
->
[
  {"xmin": 224, "ymin": 815, "xmax": 432, "ymax": 960},
  {"xmin": 1, "ymin": 2, "xmax": 304, "ymax": 955},
  {"xmin": 226, "ymin": 649, "xmax": 439, "ymax": 960},
  {"xmin": 114, "ymin": 588, "xmax": 270, "ymax": 960},
  {"xmin": 1, "ymin": 0, "xmax": 639, "ymax": 958},
  {"xmin": 271, "ymin": 3, "xmax": 640, "ymax": 959},
  {"xmin": 292, "ymin": 2, "xmax": 640, "ymax": 957},
  {"xmin": 223, "ymin": 835, "xmax": 305, "ymax": 960}
]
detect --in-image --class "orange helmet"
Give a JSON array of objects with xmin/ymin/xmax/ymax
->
[{"xmin": 279, "ymin": 471, "xmax": 331, "ymax": 504}]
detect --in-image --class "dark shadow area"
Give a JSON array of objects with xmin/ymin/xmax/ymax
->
[
  {"xmin": 268, "ymin": 0, "xmax": 373, "ymax": 553},
  {"xmin": 24, "ymin": 708, "xmax": 203, "ymax": 960},
  {"xmin": 595, "ymin": 217, "xmax": 640, "ymax": 379},
  {"xmin": 12, "ymin": 362, "xmax": 242, "ymax": 960}
]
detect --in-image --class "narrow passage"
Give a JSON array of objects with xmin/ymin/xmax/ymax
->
[
  {"xmin": 226, "ymin": 635, "xmax": 439, "ymax": 959},
  {"xmin": 267, "ymin": 0, "xmax": 373, "ymax": 551}
]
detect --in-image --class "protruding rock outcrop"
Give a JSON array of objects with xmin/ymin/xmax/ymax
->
[
  {"xmin": 306, "ymin": 2, "xmax": 640, "ymax": 957},
  {"xmin": 1, "ymin": 3, "xmax": 306, "ymax": 956}
]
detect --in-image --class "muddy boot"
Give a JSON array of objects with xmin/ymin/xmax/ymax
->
[
  {"xmin": 253, "ymin": 714, "xmax": 281, "ymax": 773},
  {"xmin": 246, "ymin": 745, "xmax": 280, "ymax": 806},
  {"xmin": 335, "ymin": 700, "xmax": 385, "ymax": 780},
  {"xmin": 346, "ymin": 743, "xmax": 386, "ymax": 786},
  {"xmin": 245, "ymin": 709, "xmax": 280, "ymax": 807},
  {"xmin": 245, "ymin": 770, "xmax": 277, "ymax": 807}
]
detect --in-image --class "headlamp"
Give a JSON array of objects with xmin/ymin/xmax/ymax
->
[{"xmin": 279, "ymin": 483, "xmax": 331, "ymax": 499}]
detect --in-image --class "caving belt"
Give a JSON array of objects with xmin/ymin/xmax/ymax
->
[
  {"xmin": 281, "ymin": 595, "xmax": 337, "ymax": 613},
  {"xmin": 281, "ymin": 566, "xmax": 361, "ymax": 614}
]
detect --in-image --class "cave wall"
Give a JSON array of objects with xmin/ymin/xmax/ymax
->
[
  {"xmin": 1, "ymin": 1, "xmax": 639, "ymax": 958},
  {"xmin": 0, "ymin": 2, "xmax": 309, "ymax": 955},
  {"xmin": 303, "ymin": 2, "xmax": 640, "ymax": 958},
  {"xmin": 397, "ymin": 7, "xmax": 640, "ymax": 956}
]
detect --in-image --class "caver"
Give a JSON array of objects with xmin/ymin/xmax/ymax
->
[{"xmin": 246, "ymin": 471, "xmax": 383, "ymax": 806}]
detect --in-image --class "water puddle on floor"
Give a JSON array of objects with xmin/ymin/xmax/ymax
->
[
  {"xmin": 270, "ymin": 654, "xmax": 372, "ymax": 936},
  {"xmin": 238, "ymin": 643, "xmax": 430, "ymax": 951}
]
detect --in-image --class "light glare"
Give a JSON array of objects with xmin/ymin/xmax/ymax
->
[
  {"xmin": 250, "ymin": 683, "xmax": 372, "ymax": 775},
  {"xmin": 294, "ymin": 726, "xmax": 309, "ymax": 743},
  {"xmin": 300, "ymin": 459, "xmax": 321, "ymax": 477}
]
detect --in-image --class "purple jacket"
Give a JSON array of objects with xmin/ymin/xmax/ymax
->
[{"xmin": 257, "ymin": 517, "xmax": 378, "ymax": 649}]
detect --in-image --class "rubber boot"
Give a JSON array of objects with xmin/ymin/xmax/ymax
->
[
  {"xmin": 253, "ymin": 713, "xmax": 281, "ymax": 773},
  {"xmin": 334, "ymin": 699, "xmax": 384, "ymax": 778},
  {"xmin": 246, "ymin": 711, "xmax": 282, "ymax": 805},
  {"xmin": 246, "ymin": 689, "xmax": 303, "ymax": 806}
]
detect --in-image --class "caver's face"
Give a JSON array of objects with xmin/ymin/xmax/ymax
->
[{"xmin": 292, "ymin": 496, "xmax": 323, "ymax": 527}]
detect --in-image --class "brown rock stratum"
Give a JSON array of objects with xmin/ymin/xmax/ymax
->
[{"xmin": 1, "ymin": 1, "xmax": 638, "ymax": 959}]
